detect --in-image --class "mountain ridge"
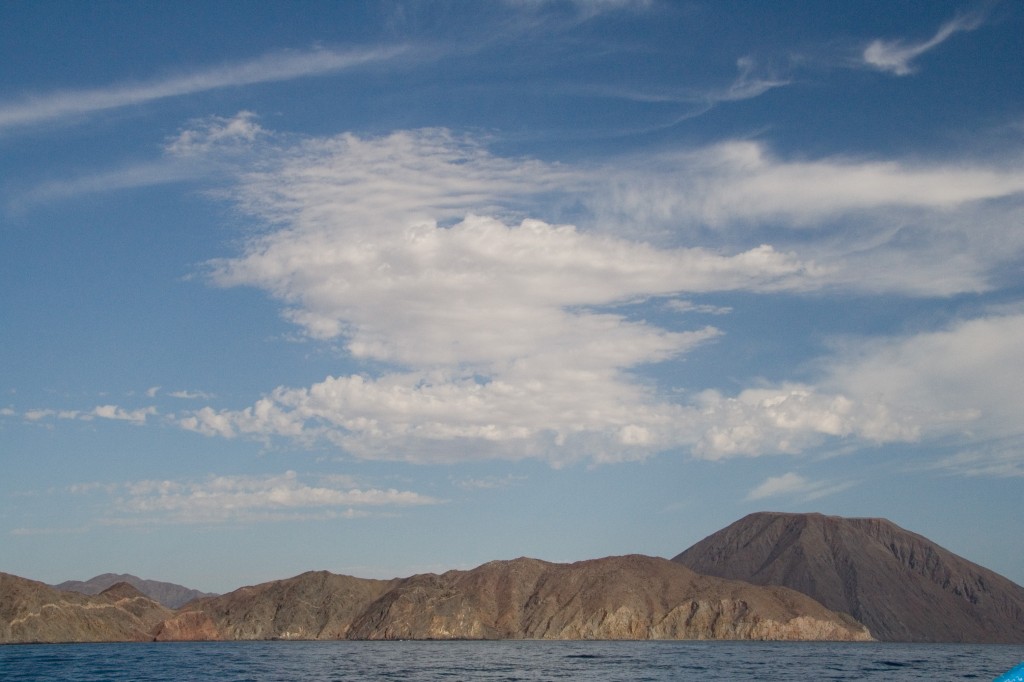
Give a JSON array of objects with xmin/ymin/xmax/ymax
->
[
  {"xmin": 53, "ymin": 573, "xmax": 217, "ymax": 609},
  {"xmin": 1, "ymin": 555, "xmax": 870, "ymax": 643},
  {"xmin": 5, "ymin": 512, "xmax": 1021, "ymax": 643}
]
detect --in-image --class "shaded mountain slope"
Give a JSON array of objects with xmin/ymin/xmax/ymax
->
[
  {"xmin": 672, "ymin": 512, "xmax": 1024, "ymax": 643},
  {"xmin": 0, "ymin": 573, "xmax": 172, "ymax": 643},
  {"xmin": 53, "ymin": 573, "xmax": 216, "ymax": 608}
]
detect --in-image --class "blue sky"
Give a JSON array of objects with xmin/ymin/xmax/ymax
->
[{"xmin": 2, "ymin": 0, "xmax": 1023, "ymax": 594}]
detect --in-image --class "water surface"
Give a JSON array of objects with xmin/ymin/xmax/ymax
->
[{"xmin": 2, "ymin": 640, "xmax": 1023, "ymax": 681}]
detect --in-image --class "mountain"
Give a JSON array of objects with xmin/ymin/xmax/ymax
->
[
  {"xmin": 672, "ymin": 512, "xmax": 1024, "ymax": 643},
  {"xmin": 53, "ymin": 573, "xmax": 217, "ymax": 609},
  {"xmin": 341, "ymin": 555, "xmax": 870, "ymax": 640},
  {"xmin": 2, "ymin": 556, "xmax": 871, "ymax": 642},
  {"xmin": 167, "ymin": 570, "xmax": 399, "ymax": 640},
  {"xmin": 0, "ymin": 573, "xmax": 173, "ymax": 643}
]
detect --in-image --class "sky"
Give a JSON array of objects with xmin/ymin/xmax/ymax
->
[{"xmin": 2, "ymin": 0, "xmax": 1023, "ymax": 594}]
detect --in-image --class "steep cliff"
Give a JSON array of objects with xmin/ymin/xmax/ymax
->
[{"xmin": 673, "ymin": 512, "xmax": 1024, "ymax": 643}]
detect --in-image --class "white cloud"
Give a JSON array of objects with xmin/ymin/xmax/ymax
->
[
  {"xmin": 746, "ymin": 472, "xmax": 854, "ymax": 501},
  {"xmin": 12, "ymin": 160, "xmax": 203, "ymax": 209},
  {"xmin": 717, "ymin": 57, "xmax": 790, "ymax": 103},
  {"xmin": 0, "ymin": 47, "xmax": 405, "ymax": 131},
  {"xmin": 90, "ymin": 471, "xmax": 442, "ymax": 524},
  {"xmin": 824, "ymin": 311, "xmax": 1024, "ymax": 442},
  {"xmin": 91, "ymin": 405, "xmax": 157, "ymax": 424},
  {"xmin": 172, "ymin": 125, "xmax": 1024, "ymax": 466},
  {"xmin": 599, "ymin": 141, "xmax": 1024, "ymax": 229},
  {"xmin": 452, "ymin": 474, "xmax": 527, "ymax": 491},
  {"xmin": 17, "ymin": 404, "xmax": 156, "ymax": 425},
  {"xmin": 695, "ymin": 310, "xmax": 1024, "ymax": 461},
  {"xmin": 863, "ymin": 13, "xmax": 985, "ymax": 76},
  {"xmin": 665, "ymin": 299, "xmax": 732, "ymax": 315},
  {"xmin": 595, "ymin": 141, "xmax": 1024, "ymax": 295},
  {"xmin": 167, "ymin": 389, "xmax": 214, "ymax": 400},
  {"xmin": 10, "ymin": 112, "xmax": 268, "ymax": 211},
  {"xmin": 931, "ymin": 442, "xmax": 1024, "ymax": 478},
  {"xmin": 165, "ymin": 111, "xmax": 265, "ymax": 157},
  {"xmin": 693, "ymin": 384, "xmax": 918, "ymax": 460},
  {"xmin": 177, "ymin": 128, "xmax": 825, "ymax": 464}
]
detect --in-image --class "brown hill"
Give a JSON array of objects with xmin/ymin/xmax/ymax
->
[
  {"xmin": 5, "ymin": 556, "xmax": 868, "ymax": 642},
  {"xmin": 173, "ymin": 570, "xmax": 400, "ymax": 640},
  {"xmin": 344, "ymin": 554, "xmax": 871, "ymax": 640},
  {"xmin": 53, "ymin": 573, "xmax": 216, "ymax": 608},
  {"xmin": 0, "ymin": 572, "xmax": 173, "ymax": 643},
  {"xmin": 672, "ymin": 512, "xmax": 1024, "ymax": 643}
]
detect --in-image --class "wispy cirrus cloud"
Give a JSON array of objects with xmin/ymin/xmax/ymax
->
[
  {"xmin": 931, "ymin": 442, "xmax": 1024, "ymax": 478},
  {"xmin": 8, "ymin": 111, "xmax": 268, "ymax": 211},
  {"xmin": 595, "ymin": 140, "xmax": 1024, "ymax": 295},
  {"xmin": 0, "ymin": 46, "xmax": 405, "ymax": 131},
  {"xmin": 863, "ymin": 12, "xmax": 986, "ymax": 76},
  {"xmin": 70, "ymin": 470, "xmax": 442, "ymax": 525},
  {"xmin": 746, "ymin": 472, "xmax": 855, "ymax": 501}
]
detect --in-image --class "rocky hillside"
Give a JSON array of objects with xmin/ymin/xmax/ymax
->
[
  {"xmin": 1, "ymin": 573, "xmax": 172, "ymax": 643},
  {"xmin": 341, "ymin": 555, "xmax": 870, "ymax": 641},
  {"xmin": 1, "ymin": 556, "xmax": 870, "ymax": 643},
  {"xmin": 673, "ymin": 512, "xmax": 1024, "ymax": 643},
  {"xmin": 53, "ymin": 573, "xmax": 216, "ymax": 609},
  {"xmin": 171, "ymin": 570, "xmax": 399, "ymax": 640}
]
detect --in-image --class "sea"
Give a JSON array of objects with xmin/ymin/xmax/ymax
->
[{"xmin": 2, "ymin": 640, "xmax": 1023, "ymax": 681}]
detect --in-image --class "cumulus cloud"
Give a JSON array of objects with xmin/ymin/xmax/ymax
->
[
  {"xmin": 19, "ymin": 405, "xmax": 156, "ymax": 424},
  {"xmin": 823, "ymin": 311, "xmax": 1024, "ymax": 442},
  {"xmin": 91, "ymin": 405, "xmax": 157, "ymax": 424},
  {"xmin": 690, "ymin": 310, "xmax": 1024, "ymax": 460},
  {"xmin": 83, "ymin": 471, "xmax": 441, "ymax": 524},
  {"xmin": 746, "ymin": 472, "xmax": 855, "ymax": 501},
  {"xmin": 170, "ymin": 124, "xmax": 1024, "ymax": 465},
  {"xmin": 864, "ymin": 13, "xmax": 985, "ymax": 76},
  {"xmin": 693, "ymin": 385, "xmax": 918, "ymax": 460},
  {"xmin": 174, "ymin": 128, "xmax": 829, "ymax": 463}
]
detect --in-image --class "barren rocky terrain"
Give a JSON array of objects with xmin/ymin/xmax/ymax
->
[
  {"xmin": 4, "ymin": 512, "xmax": 1021, "ymax": 644},
  {"xmin": 673, "ymin": 512, "xmax": 1024, "ymax": 643}
]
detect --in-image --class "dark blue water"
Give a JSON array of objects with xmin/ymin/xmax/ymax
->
[{"xmin": 2, "ymin": 641, "xmax": 1022, "ymax": 681}]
